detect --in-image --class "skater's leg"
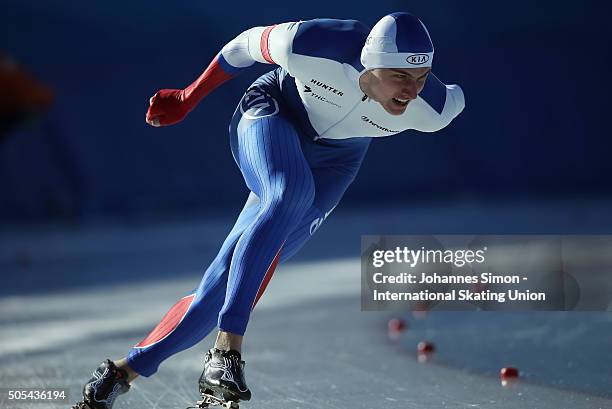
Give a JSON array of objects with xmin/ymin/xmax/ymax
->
[
  {"xmin": 214, "ymin": 330, "xmax": 243, "ymax": 352},
  {"xmin": 122, "ymin": 193, "xmax": 262, "ymax": 378},
  {"xmin": 200, "ymin": 114, "xmax": 314, "ymax": 402},
  {"xmin": 198, "ymin": 161, "xmax": 369, "ymax": 402},
  {"xmin": 250, "ymin": 142, "xmax": 371, "ymax": 307},
  {"xmin": 113, "ymin": 357, "xmax": 140, "ymax": 383},
  {"xmin": 216, "ymin": 114, "xmax": 315, "ymax": 336},
  {"xmin": 209, "ymin": 198, "xmax": 315, "ymax": 355},
  {"xmin": 208, "ymin": 136, "xmax": 371, "ymax": 352},
  {"xmin": 71, "ymin": 194, "xmax": 262, "ymax": 409}
]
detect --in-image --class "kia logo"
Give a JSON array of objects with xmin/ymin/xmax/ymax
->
[{"xmin": 406, "ymin": 54, "xmax": 429, "ymax": 65}]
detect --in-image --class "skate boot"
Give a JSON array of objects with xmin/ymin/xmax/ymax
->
[
  {"xmin": 71, "ymin": 359, "xmax": 130, "ymax": 409},
  {"xmin": 199, "ymin": 348, "xmax": 251, "ymax": 402}
]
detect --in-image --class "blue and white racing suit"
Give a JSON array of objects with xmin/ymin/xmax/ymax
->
[{"xmin": 127, "ymin": 18, "xmax": 465, "ymax": 377}]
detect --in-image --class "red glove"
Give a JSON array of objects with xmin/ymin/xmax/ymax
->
[
  {"xmin": 146, "ymin": 89, "xmax": 192, "ymax": 127},
  {"xmin": 145, "ymin": 54, "xmax": 236, "ymax": 127}
]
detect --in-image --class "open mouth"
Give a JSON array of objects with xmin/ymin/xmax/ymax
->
[{"xmin": 392, "ymin": 97, "xmax": 410, "ymax": 107}]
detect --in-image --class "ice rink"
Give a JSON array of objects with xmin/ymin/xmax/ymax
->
[{"xmin": 1, "ymin": 202, "xmax": 611, "ymax": 409}]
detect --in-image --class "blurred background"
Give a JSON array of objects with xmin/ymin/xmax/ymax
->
[
  {"xmin": 3, "ymin": 0, "xmax": 612, "ymax": 293},
  {"xmin": 1, "ymin": 2, "xmax": 612, "ymax": 406},
  {"xmin": 1, "ymin": 0, "xmax": 611, "ymax": 222}
]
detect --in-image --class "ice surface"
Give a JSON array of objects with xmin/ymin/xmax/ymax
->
[{"xmin": 1, "ymin": 204, "xmax": 611, "ymax": 408}]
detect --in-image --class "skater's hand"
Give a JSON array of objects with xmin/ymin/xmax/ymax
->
[{"xmin": 146, "ymin": 89, "xmax": 191, "ymax": 127}]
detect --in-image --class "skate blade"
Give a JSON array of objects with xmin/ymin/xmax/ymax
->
[{"xmin": 187, "ymin": 388, "xmax": 239, "ymax": 409}]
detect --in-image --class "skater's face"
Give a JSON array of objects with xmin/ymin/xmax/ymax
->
[{"xmin": 360, "ymin": 67, "xmax": 431, "ymax": 115}]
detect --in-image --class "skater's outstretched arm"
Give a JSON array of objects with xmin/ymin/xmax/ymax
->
[{"xmin": 145, "ymin": 23, "xmax": 296, "ymax": 127}]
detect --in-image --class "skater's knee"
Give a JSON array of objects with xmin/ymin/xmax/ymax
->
[
  {"xmin": 262, "ymin": 193, "xmax": 313, "ymax": 222},
  {"xmin": 262, "ymin": 176, "xmax": 315, "ymax": 217}
]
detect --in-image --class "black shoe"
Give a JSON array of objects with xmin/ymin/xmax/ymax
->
[
  {"xmin": 72, "ymin": 359, "xmax": 130, "ymax": 409},
  {"xmin": 199, "ymin": 348, "xmax": 251, "ymax": 401}
]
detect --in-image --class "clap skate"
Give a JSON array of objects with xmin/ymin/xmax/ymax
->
[
  {"xmin": 71, "ymin": 359, "xmax": 130, "ymax": 409},
  {"xmin": 187, "ymin": 348, "xmax": 250, "ymax": 409}
]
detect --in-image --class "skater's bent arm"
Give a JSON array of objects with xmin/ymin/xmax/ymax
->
[
  {"xmin": 182, "ymin": 23, "xmax": 296, "ymax": 107},
  {"xmin": 410, "ymin": 74, "xmax": 466, "ymax": 133},
  {"xmin": 146, "ymin": 23, "xmax": 296, "ymax": 127}
]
